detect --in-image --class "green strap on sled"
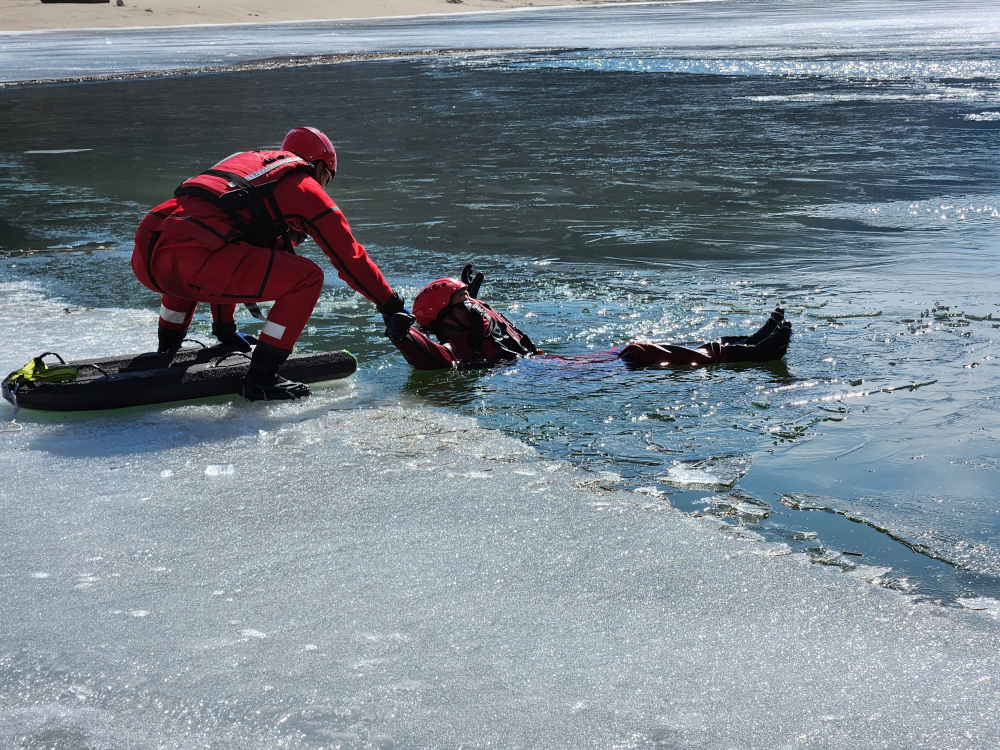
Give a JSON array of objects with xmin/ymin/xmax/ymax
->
[{"xmin": 9, "ymin": 352, "xmax": 78, "ymax": 387}]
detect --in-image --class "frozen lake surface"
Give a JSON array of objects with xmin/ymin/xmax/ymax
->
[{"xmin": 3, "ymin": 282, "xmax": 1000, "ymax": 749}]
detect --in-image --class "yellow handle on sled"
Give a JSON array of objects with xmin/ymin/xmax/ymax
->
[{"xmin": 9, "ymin": 353, "xmax": 78, "ymax": 387}]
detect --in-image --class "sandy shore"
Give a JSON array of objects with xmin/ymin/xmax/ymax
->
[{"xmin": 1, "ymin": 0, "xmax": 644, "ymax": 32}]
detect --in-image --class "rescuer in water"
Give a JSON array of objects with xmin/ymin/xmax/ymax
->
[
  {"xmin": 383, "ymin": 265, "xmax": 792, "ymax": 370},
  {"xmin": 131, "ymin": 127, "xmax": 405, "ymax": 401}
]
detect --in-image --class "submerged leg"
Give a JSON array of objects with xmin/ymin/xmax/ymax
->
[{"xmin": 619, "ymin": 343, "xmax": 717, "ymax": 368}]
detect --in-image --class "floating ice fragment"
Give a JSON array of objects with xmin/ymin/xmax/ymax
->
[
  {"xmin": 32, "ymin": 572, "xmax": 49, "ymax": 578},
  {"xmin": 159, "ymin": 469, "xmax": 174, "ymax": 478},
  {"xmin": 663, "ymin": 454, "xmax": 751, "ymax": 491},
  {"xmin": 242, "ymin": 628, "xmax": 267, "ymax": 639},
  {"xmin": 775, "ymin": 492, "xmax": 831, "ymax": 511},
  {"xmin": 205, "ymin": 464, "xmax": 235, "ymax": 477},
  {"xmin": 704, "ymin": 490, "xmax": 771, "ymax": 521},
  {"xmin": 964, "ymin": 111, "xmax": 1000, "ymax": 121},
  {"xmin": 958, "ymin": 597, "xmax": 1000, "ymax": 618},
  {"xmin": 129, "ymin": 610, "xmax": 149, "ymax": 617},
  {"xmin": 633, "ymin": 486, "xmax": 667, "ymax": 497}
]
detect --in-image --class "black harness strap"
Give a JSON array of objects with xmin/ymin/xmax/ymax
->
[{"xmin": 174, "ymin": 161, "xmax": 311, "ymax": 251}]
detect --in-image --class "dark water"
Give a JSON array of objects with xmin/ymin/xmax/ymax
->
[{"xmin": 2, "ymin": 24, "xmax": 1000, "ymax": 601}]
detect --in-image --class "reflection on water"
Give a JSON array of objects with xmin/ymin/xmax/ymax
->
[{"xmin": 2, "ymin": 24, "xmax": 1000, "ymax": 600}]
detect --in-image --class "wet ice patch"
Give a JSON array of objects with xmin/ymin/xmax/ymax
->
[
  {"xmin": 205, "ymin": 464, "xmax": 235, "ymax": 477},
  {"xmin": 662, "ymin": 454, "xmax": 751, "ymax": 491},
  {"xmin": 847, "ymin": 565, "xmax": 894, "ymax": 585},
  {"xmin": 958, "ymin": 597, "xmax": 1000, "ymax": 619},
  {"xmin": 445, "ymin": 471, "xmax": 491, "ymax": 479}
]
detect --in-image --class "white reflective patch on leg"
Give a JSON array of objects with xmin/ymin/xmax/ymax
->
[
  {"xmin": 261, "ymin": 320, "xmax": 287, "ymax": 341},
  {"xmin": 159, "ymin": 304, "xmax": 188, "ymax": 325}
]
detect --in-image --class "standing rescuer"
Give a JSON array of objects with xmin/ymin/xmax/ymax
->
[{"xmin": 131, "ymin": 127, "xmax": 406, "ymax": 401}]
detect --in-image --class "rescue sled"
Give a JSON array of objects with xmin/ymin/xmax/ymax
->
[{"xmin": 2, "ymin": 346, "xmax": 356, "ymax": 413}]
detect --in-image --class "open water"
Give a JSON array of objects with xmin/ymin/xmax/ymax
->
[{"xmin": 1, "ymin": 7, "xmax": 1000, "ymax": 743}]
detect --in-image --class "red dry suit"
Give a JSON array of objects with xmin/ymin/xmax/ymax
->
[
  {"xmin": 393, "ymin": 299, "xmax": 538, "ymax": 370},
  {"xmin": 131, "ymin": 150, "xmax": 393, "ymax": 350},
  {"xmin": 394, "ymin": 309, "xmax": 780, "ymax": 370}
]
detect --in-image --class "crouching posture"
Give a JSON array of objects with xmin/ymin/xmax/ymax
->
[
  {"xmin": 131, "ymin": 127, "xmax": 404, "ymax": 401},
  {"xmin": 384, "ymin": 266, "xmax": 791, "ymax": 370}
]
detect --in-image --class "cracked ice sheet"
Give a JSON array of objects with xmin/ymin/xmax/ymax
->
[{"xmin": 2, "ymin": 284, "xmax": 1000, "ymax": 748}]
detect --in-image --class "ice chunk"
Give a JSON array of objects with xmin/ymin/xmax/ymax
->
[
  {"xmin": 204, "ymin": 464, "xmax": 235, "ymax": 477},
  {"xmin": 704, "ymin": 490, "xmax": 771, "ymax": 522},
  {"xmin": 662, "ymin": 454, "xmax": 752, "ymax": 491},
  {"xmin": 775, "ymin": 492, "xmax": 832, "ymax": 510}
]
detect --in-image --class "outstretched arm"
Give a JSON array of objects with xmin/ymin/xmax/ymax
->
[
  {"xmin": 275, "ymin": 173, "xmax": 394, "ymax": 307},
  {"xmin": 386, "ymin": 313, "xmax": 459, "ymax": 370}
]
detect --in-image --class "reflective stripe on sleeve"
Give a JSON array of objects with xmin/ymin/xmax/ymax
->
[
  {"xmin": 159, "ymin": 304, "xmax": 189, "ymax": 325},
  {"xmin": 261, "ymin": 320, "xmax": 287, "ymax": 340}
]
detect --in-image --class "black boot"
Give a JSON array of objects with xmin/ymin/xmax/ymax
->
[
  {"xmin": 719, "ymin": 320, "xmax": 792, "ymax": 363},
  {"xmin": 719, "ymin": 307, "xmax": 785, "ymax": 347},
  {"xmin": 211, "ymin": 321, "xmax": 256, "ymax": 352},
  {"xmin": 157, "ymin": 324, "xmax": 187, "ymax": 354},
  {"xmin": 746, "ymin": 307, "xmax": 785, "ymax": 345},
  {"xmin": 239, "ymin": 341, "xmax": 310, "ymax": 401}
]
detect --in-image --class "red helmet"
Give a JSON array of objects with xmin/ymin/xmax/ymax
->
[
  {"xmin": 281, "ymin": 127, "xmax": 337, "ymax": 176},
  {"xmin": 412, "ymin": 278, "xmax": 466, "ymax": 327}
]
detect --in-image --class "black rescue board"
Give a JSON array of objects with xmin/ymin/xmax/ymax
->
[{"xmin": 1, "ymin": 347, "xmax": 357, "ymax": 412}]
